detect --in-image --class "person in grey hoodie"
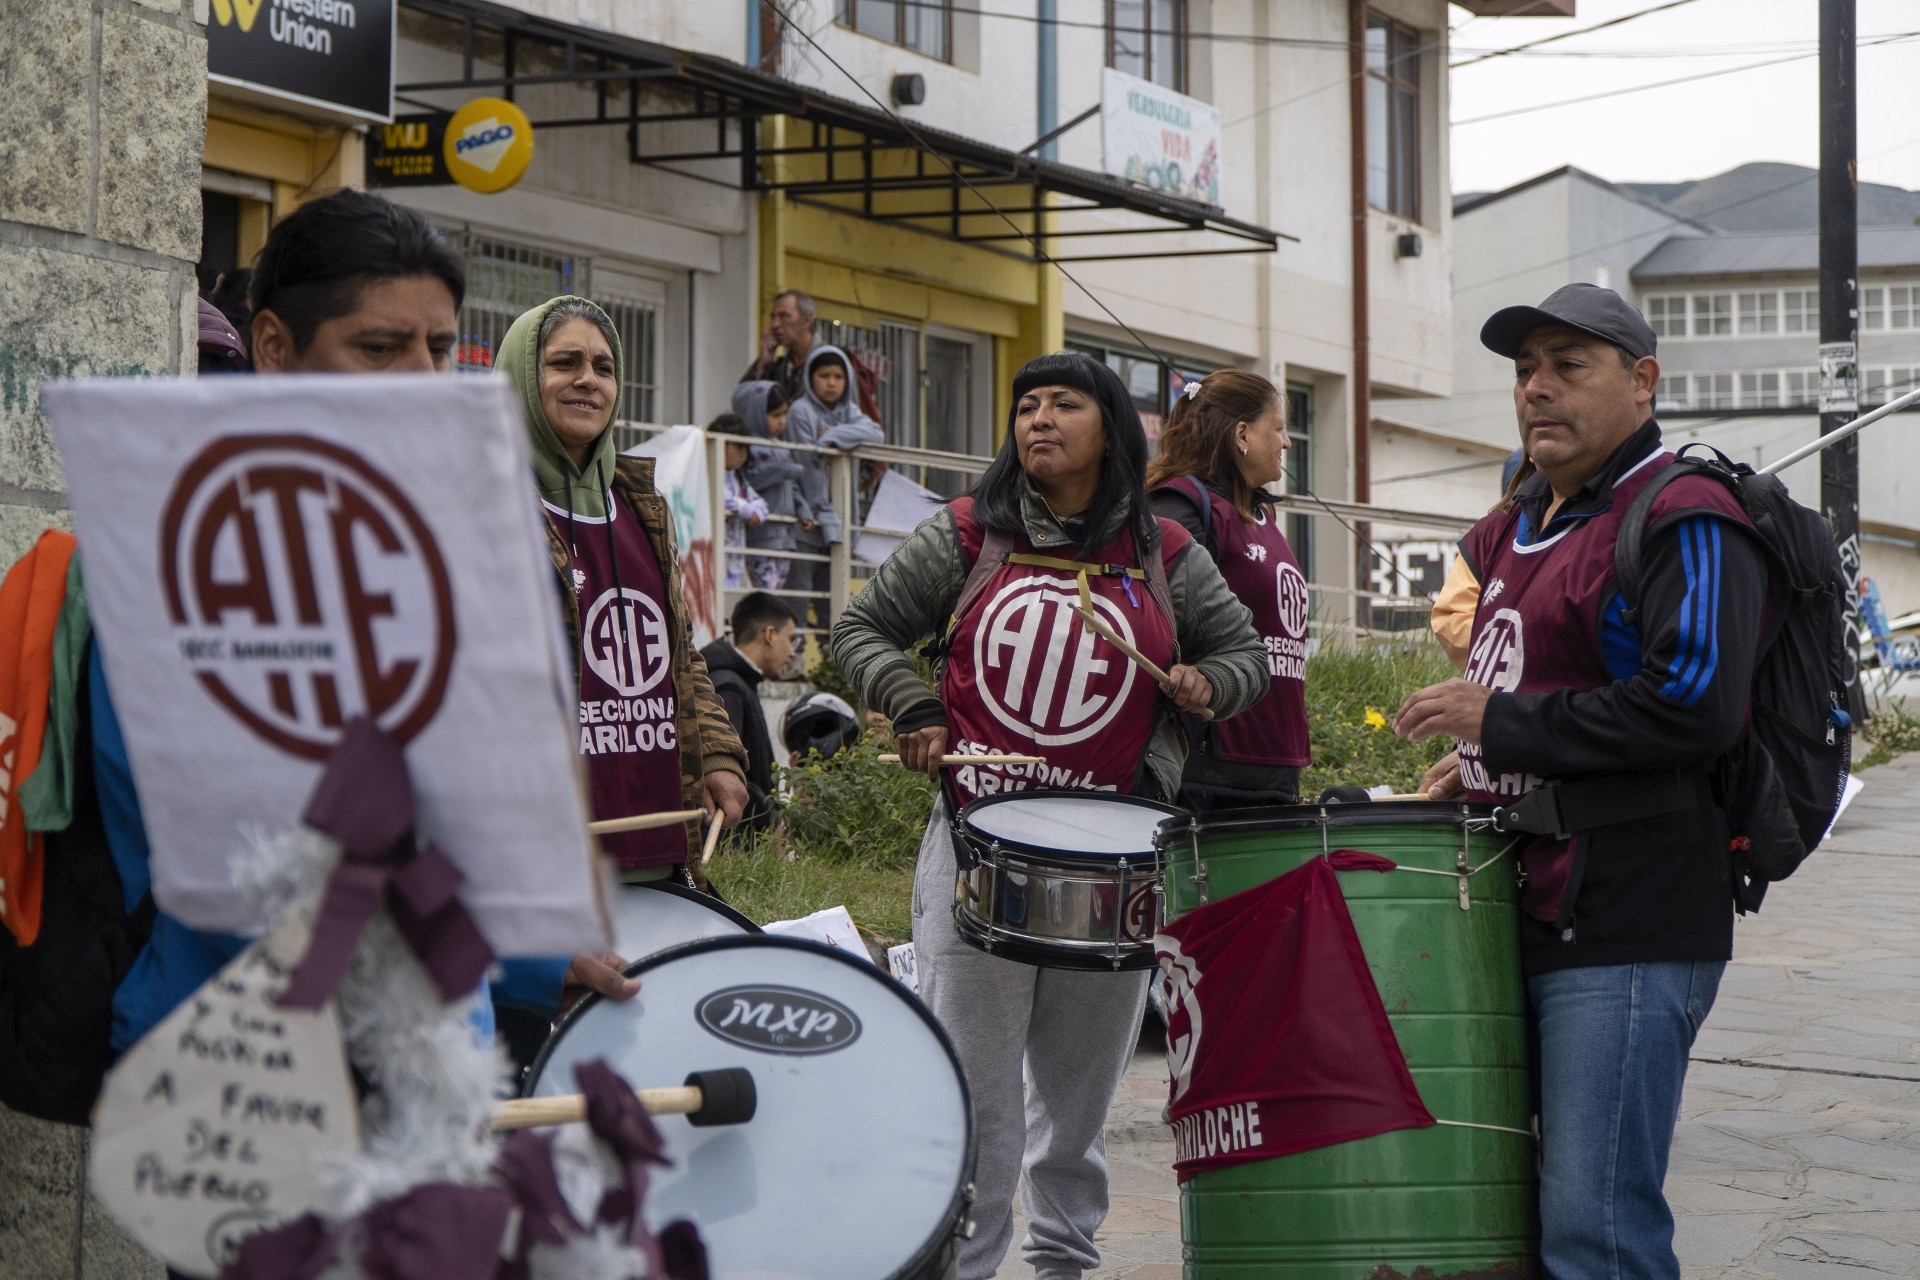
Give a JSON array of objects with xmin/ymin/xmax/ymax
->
[
  {"xmin": 833, "ymin": 351, "xmax": 1265, "ymax": 1280},
  {"xmin": 785, "ymin": 345, "xmax": 883, "ymax": 627},
  {"xmin": 733, "ymin": 380, "xmax": 809, "ymax": 592}
]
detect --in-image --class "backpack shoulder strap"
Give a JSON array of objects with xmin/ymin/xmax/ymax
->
[
  {"xmin": 1157, "ymin": 476, "xmax": 1216, "ymax": 557},
  {"xmin": 1613, "ymin": 460, "xmax": 1695, "ymax": 624},
  {"xmin": 953, "ymin": 526, "xmax": 1016, "ymax": 627}
]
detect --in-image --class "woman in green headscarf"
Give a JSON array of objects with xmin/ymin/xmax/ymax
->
[{"xmin": 497, "ymin": 296, "xmax": 749, "ymax": 897}]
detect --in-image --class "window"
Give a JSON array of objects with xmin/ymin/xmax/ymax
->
[
  {"xmin": 1646, "ymin": 295, "xmax": 1686, "ymax": 338},
  {"xmin": 1892, "ymin": 285, "xmax": 1916, "ymax": 330},
  {"xmin": 444, "ymin": 229, "xmax": 589, "ymax": 373},
  {"xmin": 1786, "ymin": 369, "xmax": 1818, "ymax": 406},
  {"xmin": 841, "ymin": 0, "xmax": 949, "ymax": 61},
  {"xmin": 1364, "ymin": 13, "xmax": 1421, "ymax": 221},
  {"xmin": 1065, "ymin": 338, "xmax": 1203, "ymax": 447},
  {"xmin": 1863, "ymin": 287, "xmax": 1885, "ymax": 330},
  {"xmin": 1865, "ymin": 367, "xmax": 1889, "ymax": 404},
  {"xmin": 602, "ymin": 296, "xmax": 661, "ymax": 424},
  {"xmin": 1889, "ymin": 367, "xmax": 1920, "ymax": 404},
  {"xmin": 1784, "ymin": 289, "xmax": 1818, "ymax": 334},
  {"xmin": 1739, "ymin": 371, "xmax": 1781, "ymax": 408},
  {"xmin": 1696, "ymin": 372, "xmax": 1733, "ymax": 409},
  {"xmin": 1656, "ymin": 374, "xmax": 1690, "ymax": 409},
  {"xmin": 1285, "ymin": 384, "xmax": 1314, "ymax": 583},
  {"xmin": 1690, "ymin": 293, "xmax": 1732, "ymax": 337},
  {"xmin": 1737, "ymin": 291, "xmax": 1779, "ymax": 335},
  {"xmin": 1108, "ymin": 0, "xmax": 1185, "ymax": 91}
]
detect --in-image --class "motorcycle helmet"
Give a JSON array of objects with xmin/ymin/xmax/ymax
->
[{"xmin": 783, "ymin": 691, "xmax": 861, "ymax": 761}]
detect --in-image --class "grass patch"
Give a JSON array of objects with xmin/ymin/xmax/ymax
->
[
  {"xmin": 1299, "ymin": 638, "xmax": 1458, "ymax": 798},
  {"xmin": 710, "ymin": 845, "xmax": 916, "ymax": 949},
  {"xmin": 1858, "ymin": 703, "xmax": 1920, "ymax": 770}
]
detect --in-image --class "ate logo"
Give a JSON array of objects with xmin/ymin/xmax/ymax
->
[
  {"xmin": 1275, "ymin": 562, "xmax": 1310, "ymax": 639},
  {"xmin": 160, "ymin": 435, "xmax": 456, "ymax": 761},
  {"xmin": 1465, "ymin": 606, "xmax": 1526, "ymax": 693},
  {"xmin": 582, "ymin": 588, "xmax": 671, "ymax": 697},
  {"xmin": 974, "ymin": 577, "xmax": 1140, "ymax": 747},
  {"xmin": 1155, "ymin": 936, "xmax": 1205, "ymax": 1105}
]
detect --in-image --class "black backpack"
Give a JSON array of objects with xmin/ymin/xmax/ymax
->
[{"xmin": 1614, "ymin": 443, "xmax": 1855, "ymax": 913}]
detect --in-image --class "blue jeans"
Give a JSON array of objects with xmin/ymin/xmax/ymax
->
[{"xmin": 1529, "ymin": 960, "xmax": 1724, "ymax": 1280}]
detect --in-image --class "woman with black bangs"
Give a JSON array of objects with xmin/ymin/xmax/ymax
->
[{"xmin": 833, "ymin": 351, "xmax": 1264, "ymax": 1280}]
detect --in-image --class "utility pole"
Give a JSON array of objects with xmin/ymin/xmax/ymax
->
[{"xmin": 1818, "ymin": 0, "xmax": 1865, "ymax": 713}]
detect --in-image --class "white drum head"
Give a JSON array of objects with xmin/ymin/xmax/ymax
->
[
  {"xmin": 609, "ymin": 882, "xmax": 758, "ymax": 961},
  {"xmin": 964, "ymin": 792, "xmax": 1176, "ymax": 856},
  {"xmin": 527, "ymin": 936, "xmax": 973, "ymax": 1280}
]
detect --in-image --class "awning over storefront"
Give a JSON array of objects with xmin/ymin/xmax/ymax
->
[{"xmin": 396, "ymin": 0, "xmax": 1290, "ymax": 262}]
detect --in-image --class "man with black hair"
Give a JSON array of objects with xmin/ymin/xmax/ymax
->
[
  {"xmin": 700, "ymin": 592, "xmax": 797, "ymax": 827},
  {"xmin": 1395, "ymin": 283, "xmax": 1773, "ymax": 1280}
]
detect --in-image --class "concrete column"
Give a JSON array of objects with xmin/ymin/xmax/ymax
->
[{"xmin": 0, "ymin": 2, "xmax": 204, "ymax": 1276}]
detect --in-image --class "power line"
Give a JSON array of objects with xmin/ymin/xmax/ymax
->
[{"xmin": 1451, "ymin": 0, "xmax": 1699, "ymax": 70}]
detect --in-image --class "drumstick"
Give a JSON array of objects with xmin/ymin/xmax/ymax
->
[
  {"xmin": 1073, "ymin": 605, "xmax": 1215, "ymax": 721},
  {"xmin": 877, "ymin": 753, "xmax": 1045, "ymax": 765},
  {"xmin": 493, "ymin": 1086, "xmax": 704, "ymax": 1131},
  {"xmin": 588, "ymin": 810, "xmax": 703, "ymax": 836},
  {"xmin": 698, "ymin": 810, "xmax": 724, "ymax": 870},
  {"xmin": 1375, "ymin": 792, "xmax": 1434, "ymax": 802},
  {"xmin": 493, "ymin": 1066, "xmax": 757, "ymax": 1131}
]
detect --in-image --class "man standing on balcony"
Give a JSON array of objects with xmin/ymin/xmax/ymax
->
[{"xmin": 740, "ymin": 288, "xmax": 818, "ymax": 405}]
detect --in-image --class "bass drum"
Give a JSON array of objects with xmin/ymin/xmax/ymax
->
[
  {"xmin": 608, "ymin": 881, "xmax": 761, "ymax": 960},
  {"xmin": 526, "ymin": 936, "xmax": 975, "ymax": 1280}
]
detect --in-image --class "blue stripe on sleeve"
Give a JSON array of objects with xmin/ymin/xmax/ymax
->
[{"xmin": 1659, "ymin": 517, "xmax": 1723, "ymax": 707}]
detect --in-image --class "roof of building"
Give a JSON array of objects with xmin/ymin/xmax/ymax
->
[
  {"xmin": 1622, "ymin": 162, "xmax": 1920, "ymax": 234},
  {"xmin": 1453, "ymin": 165, "xmax": 1716, "ymax": 231},
  {"xmin": 1632, "ymin": 225, "xmax": 1920, "ymax": 279}
]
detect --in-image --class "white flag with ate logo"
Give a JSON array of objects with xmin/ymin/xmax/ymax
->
[{"xmin": 45, "ymin": 377, "xmax": 604, "ymax": 954}]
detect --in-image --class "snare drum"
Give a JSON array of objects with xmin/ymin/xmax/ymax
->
[
  {"xmin": 608, "ymin": 881, "xmax": 760, "ymax": 961},
  {"xmin": 526, "ymin": 936, "xmax": 975, "ymax": 1280},
  {"xmin": 950, "ymin": 791, "xmax": 1183, "ymax": 971}
]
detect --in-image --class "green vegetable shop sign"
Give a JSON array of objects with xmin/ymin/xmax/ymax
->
[
  {"xmin": 208, "ymin": 0, "xmax": 394, "ymax": 123},
  {"xmin": 1099, "ymin": 67, "xmax": 1221, "ymax": 208}
]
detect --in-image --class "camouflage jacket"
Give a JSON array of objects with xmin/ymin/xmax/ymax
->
[{"xmin": 543, "ymin": 454, "xmax": 746, "ymax": 882}]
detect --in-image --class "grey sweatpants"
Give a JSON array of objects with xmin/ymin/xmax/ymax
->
[{"xmin": 914, "ymin": 805, "xmax": 1150, "ymax": 1280}]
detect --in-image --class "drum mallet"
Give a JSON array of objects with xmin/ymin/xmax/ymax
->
[
  {"xmin": 878, "ymin": 753, "xmax": 1046, "ymax": 765},
  {"xmin": 1074, "ymin": 605, "xmax": 1215, "ymax": 721},
  {"xmin": 698, "ymin": 809, "xmax": 724, "ymax": 870},
  {"xmin": 491, "ymin": 1067, "xmax": 758, "ymax": 1132},
  {"xmin": 589, "ymin": 810, "xmax": 703, "ymax": 837}
]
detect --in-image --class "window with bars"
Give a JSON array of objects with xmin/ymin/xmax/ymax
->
[
  {"xmin": 1737, "ymin": 291, "xmax": 1779, "ymax": 335},
  {"xmin": 1364, "ymin": 12, "xmax": 1421, "ymax": 221},
  {"xmin": 1690, "ymin": 293, "xmax": 1732, "ymax": 337},
  {"xmin": 602, "ymin": 296, "xmax": 661, "ymax": 423},
  {"xmin": 1108, "ymin": 0, "xmax": 1186, "ymax": 91},
  {"xmin": 840, "ymin": 0, "xmax": 950, "ymax": 62},
  {"xmin": 444, "ymin": 230, "xmax": 590, "ymax": 373}
]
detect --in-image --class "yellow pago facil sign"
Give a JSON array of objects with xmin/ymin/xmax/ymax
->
[{"xmin": 444, "ymin": 98, "xmax": 534, "ymax": 194}]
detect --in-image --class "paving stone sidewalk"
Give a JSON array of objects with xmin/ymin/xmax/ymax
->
[{"xmin": 1007, "ymin": 753, "xmax": 1920, "ymax": 1280}]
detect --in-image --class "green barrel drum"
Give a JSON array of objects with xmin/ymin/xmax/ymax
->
[{"xmin": 1157, "ymin": 802, "xmax": 1536, "ymax": 1279}]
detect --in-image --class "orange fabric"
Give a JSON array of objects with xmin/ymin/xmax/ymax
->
[{"xmin": 0, "ymin": 530, "xmax": 76, "ymax": 945}]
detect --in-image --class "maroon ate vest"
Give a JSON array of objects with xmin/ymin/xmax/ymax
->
[
  {"xmin": 940, "ymin": 498, "xmax": 1184, "ymax": 806},
  {"xmin": 1457, "ymin": 449, "xmax": 1749, "ymax": 920},
  {"xmin": 545, "ymin": 495, "xmax": 686, "ymax": 870},
  {"xmin": 1158, "ymin": 477, "xmax": 1310, "ymax": 767}
]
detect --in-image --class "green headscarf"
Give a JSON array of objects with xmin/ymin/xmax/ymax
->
[{"xmin": 498, "ymin": 295, "xmax": 624, "ymax": 518}]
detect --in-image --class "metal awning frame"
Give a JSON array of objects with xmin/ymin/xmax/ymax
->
[{"xmin": 396, "ymin": 0, "xmax": 1290, "ymax": 262}]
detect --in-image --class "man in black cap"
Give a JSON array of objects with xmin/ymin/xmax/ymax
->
[{"xmin": 1393, "ymin": 283, "xmax": 1773, "ymax": 1279}]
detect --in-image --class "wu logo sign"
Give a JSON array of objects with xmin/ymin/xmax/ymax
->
[
  {"xmin": 159, "ymin": 435, "xmax": 457, "ymax": 761},
  {"xmin": 974, "ymin": 577, "xmax": 1140, "ymax": 747},
  {"xmin": 209, "ymin": 0, "xmax": 264, "ymax": 31}
]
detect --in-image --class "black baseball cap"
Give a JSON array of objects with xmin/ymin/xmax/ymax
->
[{"xmin": 1481, "ymin": 283, "xmax": 1657, "ymax": 362}]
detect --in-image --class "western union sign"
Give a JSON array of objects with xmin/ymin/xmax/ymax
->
[{"xmin": 208, "ymin": 0, "xmax": 395, "ymax": 123}]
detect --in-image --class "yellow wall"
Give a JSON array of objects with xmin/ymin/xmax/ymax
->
[
  {"xmin": 757, "ymin": 119, "xmax": 1063, "ymax": 439},
  {"xmin": 203, "ymin": 93, "xmax": 364, "ymax": 242}
]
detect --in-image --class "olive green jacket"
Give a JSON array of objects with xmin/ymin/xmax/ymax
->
[
  {"xmin": 544, "ymin": 453, "xmax": 746, "ymax": 881},
  {"xmin": 830, "ymin": 482, "xmax": 1268, "ymax": 803}
]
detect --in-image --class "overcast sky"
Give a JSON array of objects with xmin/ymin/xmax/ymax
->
[{"xmin": 1448, "ymin": 0, "xmax": 1920, "ymax": 198}]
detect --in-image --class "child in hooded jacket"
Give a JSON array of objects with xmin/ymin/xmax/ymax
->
[
  {"xmin": 784, "ymin": 346, "xmax": 883, "ymax": 626},
  {"xmin": 733, "ymin": 380, "xmax": 808, "ymax": 592},
  {"xmin": 709, "ymin": 412, "xmax": 770, "ymax": 588}
]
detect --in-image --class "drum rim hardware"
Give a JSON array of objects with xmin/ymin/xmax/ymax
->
[{"xmin": 522, "ymin": 934, "xmax": 980, "ymax": 1280}]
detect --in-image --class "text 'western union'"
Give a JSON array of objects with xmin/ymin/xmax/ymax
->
[{"xmin": 272, "ymin": 0, "xmax": 355, "ymax": 54}]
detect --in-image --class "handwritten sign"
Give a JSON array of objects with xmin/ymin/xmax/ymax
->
[
  {"xmin": 43, "ymin": 376, "xmax": 602, "ymax": 954},
  {"xmin": 90, "ymin": 917, "xmax": 359, "ymax": 1278},
  {"xmin": 1100, "ymin": 67, "xmax": 1222, "ymax": 207}
]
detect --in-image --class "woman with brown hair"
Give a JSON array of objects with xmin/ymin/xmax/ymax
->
[{"xmin": 1147, "ymin": 368, "xmax": 1312, "ymax": 808}]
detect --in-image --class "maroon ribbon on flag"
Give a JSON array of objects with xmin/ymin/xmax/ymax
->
[
  {"xmin": 218, "ymin": 1213, "xmax": 340, "ymax": 1280},
  {"xmin": 277, "ymin": 716, "xmax": 495, "ymax": 1010},
  {"xmin": 358, "ymin": 1184, "xmax": 515, "ymax": 1280}
]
